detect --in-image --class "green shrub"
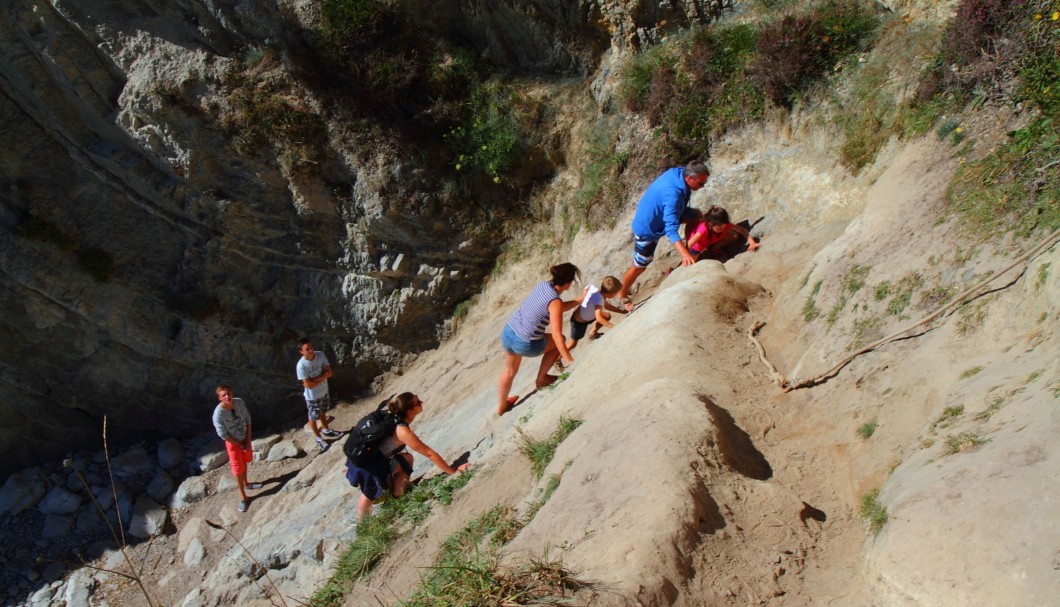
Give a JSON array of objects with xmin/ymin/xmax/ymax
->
[
  {"xmin": 947, "ymin": 117, "xmax": 1060, "ymax": 235},
  {"xmin": 320, "ymin": 0, "xmax": 384, "ymax": 37},
  {"xmin": 751, "ymin": 0, "xmax": 879, "ymax": 108},
  {"xmin": 444, "ymin": 79, "xmax": 529, "ymax": 181}
]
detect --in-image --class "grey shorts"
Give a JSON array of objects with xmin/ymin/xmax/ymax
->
[{"xmin": 305, "ymin": 394, "xmax": 332, "ymax": 420}]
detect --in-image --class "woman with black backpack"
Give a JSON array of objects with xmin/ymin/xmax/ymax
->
[{"xmin": 344, "ymin": 392, "xmax": 470, "ymax": 520}]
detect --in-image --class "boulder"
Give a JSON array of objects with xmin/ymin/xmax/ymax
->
[
  {"xmin": 171, "ymin": 476, "xmax": 207, "ymax": 509},
  {"xmin": 0, "ymin": 468, "xmax": 48, "ymax": 516},
  {"xmin": 76, "ymin": 507, "xmax": 105, "ymax": 534},
  {"xmin": 63, "ymin": 570, "xmax": 95, "ymax": 607},
  {"xmin": 197, "ymin": 444, "xmax": 228, "ymax": 472},
  {"xmin": 157, "ymin": 438, "xmax": 185, "ymax": 469},
  {"xmin": 183, "ymin": 537, "xmax": 205, "ymax": 567},
  {"xmin": 146, "ymin": 470, "xmax": 175, "ymax": 502},
  {"xmin": 37, "ymin": 487, "xmax": 81, "ymax": 516},
  {"xmin": 129, "ymin": 496, "xmax": 167, "ymax": 539},
  {"xmin": 177, "ymin": 517, "xmax": 204, "ymax": 553},
  {"xmin": 265, "ymin": 441, "xmax": 302, "ymax": 462},
  {"xmin": 250, "ymin": 435, "xmax": 282, "ymax": 461},
  {"xmin": 42, "ymin": 514, "xmax": 75, "ymax": 539},
  {"xmin": 110, "ymin": 447, "xmax": 155, "ymax": 480}
]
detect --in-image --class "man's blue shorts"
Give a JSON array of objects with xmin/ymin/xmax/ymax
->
[
  {"xmin": 501, "ymin": 323, "xmax": 545, "ymax": 357},
  {"xmin": 632, "ymin": 236, "xmax": 660, "ymax": 268}
]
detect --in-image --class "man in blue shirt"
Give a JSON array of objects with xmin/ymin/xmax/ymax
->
[{"xmin": 617, "ymin": 161, "xmax": 709, "ymax": 308}]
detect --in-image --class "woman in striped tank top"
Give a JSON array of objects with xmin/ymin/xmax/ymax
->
[{"xmin": 497, "ymin": 263, "xmax": 583, "ymax": 415}]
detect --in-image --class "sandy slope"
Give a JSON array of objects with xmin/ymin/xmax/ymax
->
[{"xmin": 82, "ymin": 119, "xmax": 1058, "ymax": 607}]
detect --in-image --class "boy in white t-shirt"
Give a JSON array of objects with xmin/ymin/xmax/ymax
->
[
  {"xmin": 296, "ymin": 338, "xmax": 344, "ymax": 452},
  {"xmin": 565, "ymin": 276, "xmax": 626, "ymax": 354}
]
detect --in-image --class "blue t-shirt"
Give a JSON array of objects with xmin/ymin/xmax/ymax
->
[
  {"xmin": 297, "ymin": 352, "xmax": 330, "ymax": 401},
  {"xmin": 507, "ymin": 281, "xmax": 560, "ymax": 342},
  {"xmin": 630, "ymin": 167, "xmax": 692, "ymax": 244}
]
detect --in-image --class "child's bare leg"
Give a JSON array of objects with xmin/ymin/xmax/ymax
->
[
  {"xmin": 497, "ymin": 353, "xmax": 522, "ymax": 414},
  {"xmin": 566, "ymin": 338, "xmax": 578, "ymax": 351},
  {"xmin": 318, "ymin": 413, "xmax": 331, "ymax": 431},
  {"xmin": 307, "ymin": 417, "xmax": 322, "ymax": 438}
]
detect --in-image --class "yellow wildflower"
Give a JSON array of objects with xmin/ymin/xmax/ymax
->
[
  {"xmin": 1052, "ymin": 11, "xmax": 1059, "ymax": 20},
  {"xmin": 1035, "ymin": 13, "xmax": 1042, "ymax": 20}
]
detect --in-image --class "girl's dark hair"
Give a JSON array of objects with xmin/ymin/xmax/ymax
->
[
  {"xmin": 388, "ymin": 392, "xmax": 420, "ymax": 419},
  {"xmin": 549, "ymin": 263, "xmax": 580, "ymax": 286},
  {"xmin": 704, "ymin": 205, "xmax": 730, "ymax": 225}
]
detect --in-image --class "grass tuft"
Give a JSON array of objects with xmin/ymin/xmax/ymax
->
[
  {"xmin": 856, "ymin": 420, "xmax": 878, "ymax": 439},
  {"xmin": 944, "ymin": 432, "xmax": 988, "ymax": 454},
  {"xmin": 859, "ymin": 489, "xmax": 888, "ymax": 536},
  {"xmin": 308, "ymin": 471, "xmax": 474, "ymax": 607},
  {"xmin": 518, "ymin": 416, "xmax": 582, "ymax": 480}
]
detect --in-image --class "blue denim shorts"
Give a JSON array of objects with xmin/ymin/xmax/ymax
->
[{"xmin": 501, "ymin": 323, "xmax": 545, "ymax": 357}]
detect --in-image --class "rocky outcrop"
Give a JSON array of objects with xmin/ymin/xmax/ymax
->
[
  {"xmin": 395, "ymin": 0, "xmax": 734, "ymax": 73},
  {"xmin": 0, "ymin": 0, "xmax": 509, "ymax": 476}
]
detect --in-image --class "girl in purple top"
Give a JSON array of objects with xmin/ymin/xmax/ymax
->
[{"xmin": 497, "ymin": 263, "xmax": 583, "ymax": 415}]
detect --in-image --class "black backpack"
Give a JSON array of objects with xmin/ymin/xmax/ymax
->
[{"xmin": 343, "ymin": 397, "xmax": 399, "ymax": 465}]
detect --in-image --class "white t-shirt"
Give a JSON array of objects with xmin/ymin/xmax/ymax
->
[
  {"xmin": 574, "ymin": 287, "xmax": 604, "ymax": 323},
  {"xmin": 297, "ymin": 351, "xmax": 330, "ymax": 401}
]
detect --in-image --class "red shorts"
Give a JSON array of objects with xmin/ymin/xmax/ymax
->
[{"xmin": 225, "ymin": 441, "xmax": 252, "ymax": 476}]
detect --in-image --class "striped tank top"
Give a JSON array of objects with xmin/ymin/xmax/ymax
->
[{"xmin": 507, "ymin": 281, "xmax": 560, "ymax": 341}]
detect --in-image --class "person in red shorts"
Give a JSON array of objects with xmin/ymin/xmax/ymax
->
[{"xmin": 212, "ymin": 385, "xmax": 263, "ymax": 512}]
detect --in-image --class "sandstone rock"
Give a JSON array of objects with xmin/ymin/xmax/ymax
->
[
  {"xmin": 129, "ymin": 497, "xmax": 167, "ymax": 539},
  {"xmin": 0, "ymin": 467, "xmax": 48, "ymax": 516},
  {"xmin": 146, "ymin": 470, "xmax": 175, "ymax": 502},
  {"xmin": 217, "ymin": 473, "xmax": 236, "ymax": 494},
  {"xmin": 37, "ymin": 487, "xmax": 81, "ymax": 516},
  {"xmin": 265, "ymin": 441, "xmax": 302, "ymax": 462},
  {"xmin": 171, "ymin": 476, "xmax": 207, "ymax": 509},
  {"xmin": 250, "ymin": 435, "xmax": 281, "ymax": 461},
  {"xmin": 63, "ymin": 570, "xmax": 95, "ymax": 607},
  {"xmin": 76, "ymin": 507, "xmax": 105, "ymax": 535},
  {"xmin": 177, "ymin": 517, "xmax": 204, "ymax": 553},
  {"xmin": 180, "ymin": 587, "xmax": 203, "ymax": 607},
  {"xmin": 42, "ymin": 514, "xmax": 75, "ymax": 539},
  {"xmin": 157, "ymin": 438, "xmax": 185, "ymax": 469},
  {"xmin": 65, "ymin": 472, "xmax": 85, "ymax": 492},
  {"xmin": 41, "ymin": 561, "xmax": 65, "ymax": 583},
  {"xmin": 27, "ymin": 583, "xmax": 56, "ymax": 606},
  {"xmin": 183, "ymin": 537, "xmax": 205, "ymax": 567},
  {"xmin": 197, "ymin": 445, "xmax": 228, "ymax": 473},
  {"xmin": 110, "ymin": 447, "xmax": 155, "ymax": 480}
]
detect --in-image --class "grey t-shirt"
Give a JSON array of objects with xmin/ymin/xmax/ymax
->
[
  {"xmin": 297, "ymin": 351, "xmax": 330, "ymax": 401},
  {"xmin": 212, "ymin": 397, "xmax": 250, "ymax": 442}
]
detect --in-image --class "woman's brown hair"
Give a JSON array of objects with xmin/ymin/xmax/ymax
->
[
  {"xmin": 388, "ymin": 392, "xmax": 420, "ymax": 420},
  {"xmin": 549, "ymin": 263, "xmax": 580, "ymax": 286}
]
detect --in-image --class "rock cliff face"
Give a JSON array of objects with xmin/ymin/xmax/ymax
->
[
  {"xmin": 0, "ymin": 0, "xmax": 481, "ymax": 476},
  {"xmin": 396, "ymin": 0, "xmax": 732, "ymax": 73}
]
